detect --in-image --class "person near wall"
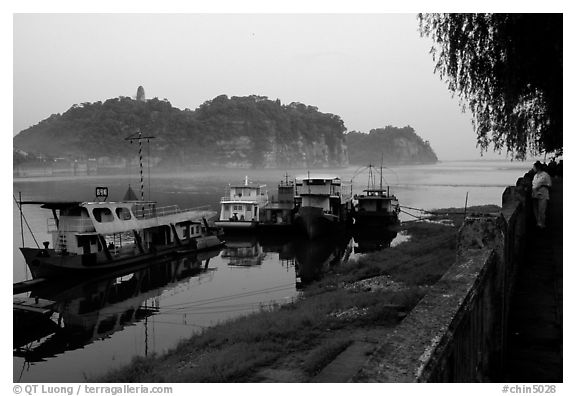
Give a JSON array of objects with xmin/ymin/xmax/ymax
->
[{"xmin": 531, "ymin": 161, "xmax": 552, "ymax": 229}]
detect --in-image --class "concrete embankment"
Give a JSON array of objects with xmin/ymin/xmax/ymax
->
[{"xmin": 352, "ymin": 176, "xmax": 562, "ymax": 382}]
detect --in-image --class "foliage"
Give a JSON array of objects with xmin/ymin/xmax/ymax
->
[
  {"xmin": 345, "ymin": 126, "xmax": 438, "ymax": 165},
  {"xmin": 13, "ymin": 95, "xmax": 348, "ymax": 168},
  {"xmin": 419, "ymin": 13, "xmax": 562, "ymax": 158}
]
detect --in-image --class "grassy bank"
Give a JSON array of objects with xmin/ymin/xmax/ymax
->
[{"xmin": 98, "ymin": 206, "xmax": 498, "ymax": 382}]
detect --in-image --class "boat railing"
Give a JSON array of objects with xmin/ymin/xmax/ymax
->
[
  {"xmin": 133, "ymin": 204, "xmax": 210, "ymax": 219},
  {"xmin": 220, "ymin": 195, "xmax": 268, "ymax": 203},
  {"xmin": 133, "ymin": 205, "xmax": 178, "ymax": 219}
]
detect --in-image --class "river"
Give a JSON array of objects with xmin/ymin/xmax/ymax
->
[{"xmin": 12, "ymin": 160, "xmax": 529, "ymax": 382}]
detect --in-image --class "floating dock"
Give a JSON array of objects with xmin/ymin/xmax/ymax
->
[{"xmin": 13, "ymin": 296, "xmax": 55, "ymax": 314}]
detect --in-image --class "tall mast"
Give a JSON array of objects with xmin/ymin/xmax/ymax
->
[
  {"xmin": 125, "ymin": 130, "xmax": 156, "ymax": 201},
  {"xmin": 380, "ymin": 153, "xmax": 384, "ymax": 190}
]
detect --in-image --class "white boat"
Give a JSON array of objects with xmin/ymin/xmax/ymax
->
[
  {"xmin": 19, "ymin": 199, "xmax": 223, "ymax": 279},
  {"xmin": 214, "ymin": 176, "xmax": 268, "ymax": 230}
]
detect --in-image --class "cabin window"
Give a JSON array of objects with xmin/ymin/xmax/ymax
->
[
  {"xmin": 93, "ymin": 207, "xmax": 114, "ymax": 223},
  {"xmin": 116, "ymin": 207, "xmax": 132, "ymax": 220}
]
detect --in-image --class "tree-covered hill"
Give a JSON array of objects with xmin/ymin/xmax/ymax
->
[
  {"xmin": 14, "ymin": 94, "xmax": 438, "ymax": 170},
  {"xmin": 345, "ymin": 126, "xmax": 438, "ymax": 165},
  {"xmin": 13, "ymin": 95, "xmax": 349, "ymax": 169}
]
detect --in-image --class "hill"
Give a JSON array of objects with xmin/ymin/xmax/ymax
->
[
  {"xmin": 13, "ymin": 95, "xmax": 349, "ymax": 169},
  {"xmin": 345, "ymin": 126, "xmax": 438, "ymax": 165}
]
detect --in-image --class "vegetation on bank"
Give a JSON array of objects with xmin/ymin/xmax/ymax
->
[{"xmin": 98, "ymin": 206, "xmax": 496, "ymax": 382}]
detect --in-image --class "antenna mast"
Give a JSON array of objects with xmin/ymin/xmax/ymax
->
[
  {"xmin": 125, "ymin": 129, "xmax": 156, "ymax": 201},
  {"xmin": 380, "ymin": 153, "xmax": 384, "ymax": 190}
]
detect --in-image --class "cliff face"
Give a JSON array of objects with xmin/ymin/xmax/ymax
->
[
  {"xmin": 13, "ymin": 95, "xmax": 349, "ymax": 169},
  {"xmin": 346, "ymin": 126, "xmax": 438, "ymax": 165}
]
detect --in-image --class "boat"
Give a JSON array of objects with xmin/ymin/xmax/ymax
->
[
  {"xmin": 352, "ymin": 164, "xmax": 400, "ymax": 228},
  {"xmin": 260, "ymin": 176, "xmax": 297, "ymax": 232},
  {"xmin": 214, "ymin": 176, "xmax": 268, "ymax": 231},
  {"xmin": 293, "ymin": 174, "xmax": 351, "ymax": 239},
  {"xmin": 18, "ymin": 198, "xmax": 224, "ymax": 280}
]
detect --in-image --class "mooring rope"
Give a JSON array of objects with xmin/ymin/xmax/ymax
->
[{"xmin": 399, "ymin": 205, "xmax": 466, "ymax": 216}]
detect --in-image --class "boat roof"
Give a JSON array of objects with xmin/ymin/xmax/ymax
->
[
  {"xmin": 21, "ymin": 201, "xmax": 81, "ymax": 210},
  {"xmin": 357, "ymin": 194, "xmax": 397, "ymax": 199},
  {"xmin": 21, "ymin": 200, "xmax": 156, "ymax": 210},
  {"xmin": 220, "ymin": 199, "xmax": 261, "ymax": 204},
  {"xmin": 295, "ymin": 174, "xmax": 341, "ymax": 181},
  {"xmin": 229, "ymin": 184, "xmax": 266, "ymax": 188}
]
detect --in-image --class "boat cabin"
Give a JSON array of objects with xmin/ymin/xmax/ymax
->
[
  {"xmin": 356, "ymin": 189, "xmax": 399, "ymax": 213},
  {"xmin": 295, "ymin": 175, "xmax": 343, "ymax": 214},
  {"xmin": 262, "ymin": 180, "xmax": 295, "ymax": 224},
  {"xmin": 218, "ymin": 177, "xmax": 268, "ymax": 223},
  {"xmin": 45, "ymin": 201, "xmax": 209, "ymax": 257}
]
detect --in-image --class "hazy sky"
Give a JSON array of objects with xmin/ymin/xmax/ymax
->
[{"xmin": 13, "ymin": 13, "xmax": 506, "ymax": 161}]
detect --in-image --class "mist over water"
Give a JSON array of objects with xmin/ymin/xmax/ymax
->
[{"xmin": 13, "ymin": 160, "xmax": 530, "ymax": 382}]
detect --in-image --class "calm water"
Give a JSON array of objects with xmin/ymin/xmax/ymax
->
[{"xmin": 13, "ymin": 160, "xmax": 529, "ymax": 382}]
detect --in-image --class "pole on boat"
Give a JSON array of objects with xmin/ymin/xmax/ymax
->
[
  {"xmin": 19, "ymin": 192, "xmax": 24, "ymax": 248},
  {"xmin": 17, "ymin": 192, "xmax": 30, "ymax": 280},
  {"xmin": 125, "ymin": 130, "xmax": 156, "ymax": 203},
  {"xmin": 147, "ymin": 137, "xmax": 151, "ymax": 203},
  {"xmin": 464, "ymin": 192, "xmax": 469, "ymax": 217},
  {"xmin": 380, "ymin": 153, "xmax": 384, "ymax": 190},
  {"xmin": 138, "ymin": 130, "xmax": 144, "ymax": 201}
]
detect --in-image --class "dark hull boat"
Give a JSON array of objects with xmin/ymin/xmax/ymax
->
[
  {"xmin": 353, "ymin": 208, "xmax": 400, "ymax": 227},
  {"xmin": 293, "ymin": 206, "xmax": 343, "ymax": 240},
  {"xmin": 352, "ymin": 165, "xmax": 400, "ymax": 229},
  {"xmin": 293, "ymin": 174, "xmax": 351, "ymax": 239}
]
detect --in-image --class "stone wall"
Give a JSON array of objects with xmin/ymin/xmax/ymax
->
[{"xmin": 353, "ymin": 178, "xmax": 531, "ymax": 382}]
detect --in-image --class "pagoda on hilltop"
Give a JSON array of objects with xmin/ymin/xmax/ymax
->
[{"xmin": 136, "ymin": 86, "xmax": 146, "ymax": 102}]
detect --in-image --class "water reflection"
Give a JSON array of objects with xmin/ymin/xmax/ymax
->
[
  {"xmin": 14, "ymin": 249, "xmax": 220, "ymax": 363},
  {"xmin": 14, "ymin": 228, "xmax": 399, "ymax": 377},
  {"xmin": 221, "ymin": 236, "xmax": 265, "ymax": 267},
  {"xmin": 220, "ymin": 227, "xmax": 398, "ymax": 288}
]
